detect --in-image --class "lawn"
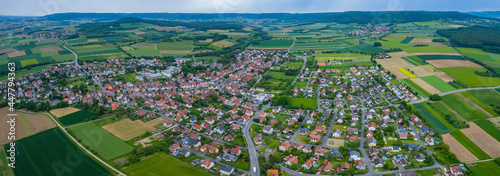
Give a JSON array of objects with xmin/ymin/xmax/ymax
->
[
  {"xmin": 401, "ymin": 79, "xmax": 430, "ymax": 97},
  {"xmin": 441, "ymin": 94, "xmax": 490, "ymax": 121},
  {"xmin": 58, "ymin": 110, "xmax": 96, "ymax": 126},
  {"xmin": 6, "ymin": 128, "xmax": 113, "ymax": 176},
  {"xmin": 402, "ymin": 46, "xmax": 456, "ymax": 53},
  {"xmin": 290, "ymin": 97, "xmax": 317, "ymax": 109},
  {"xmin": 469, "ymin": 160, "xmax": 500, "ymax": 176},
  {"xmin": 69, "ymin": 123, "xmax": 133, "ymax": 160},
  {"xmin": 124, "ymin": 152, "xmax": 213, "ymax": 176},
  {"xmin": 257, "ymin": 137, "xmax": 281, "ymax": 153},
  {"xmin": 460, "ymin": 90, "xmax": 499, "ymax": 116},
  {"xmin": 440, "ymin": 67, "xmax": 500, "ymax": 87},
  {"xmin": 414, "ymin": 104, "xmax": 452, "ymax": 134},
  {"xmin": 420, "ymin": 76, "xmax": 456, "ymax": 92},
  {"xmin": 293, "ymin": 81, "xmax": 307, "ymax": 89},
  {"xmin": 398, "ymin": 68, "xmax": 417, "ymax": 78}
]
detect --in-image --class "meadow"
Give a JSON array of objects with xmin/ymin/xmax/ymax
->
[
  {"xmin": 402, "ymin": 46, "xmax": 456, "ymax": 53},
  {"xmin": 440, "ymin": 67, "xmax": 500, "ymax": 87},
  {"xmin": 420, "ymin": 76, "xmax": 456, "ymax": 92},
  {"xmin": 460, "ymin": 90, "xmax": 499, "ymax": 116},
  {"xmin": 469, "ymin": 160, "xmax": 500, "ymax": 176},
  {"xmin": 415, "ymin": 55, "xmax": 465, "ymax": 60},
  {"xmin": 69, "ymin": 123, "xmax": 133, "ymax": 160},
  {"xmin": 251, "ymin": 39, "xmax": 294, "ymax": 49},
  {"xmin": 290, "ymin": 97, "xmax": 317, "ymax": 109},
  {"xmin": 58, "ymin": 110, "xmax": 96, "ymax": 126},
  {"xmin": 441, "ymin": 94, "xmax": 490, "ymax": 121},
  {"xmin": 401, "ymin": 56, "xmax": 426, "ymax": 66},
  {"xmin": 474, "ymin": 119, "xmax": 500, "ymax": 142},
  {"xmin": 7, "ymin": 128, "xmax": 113, "ymax": 176},
  {"xmin": 267, "ymin": 71, "xmax": 297, "ymax": 80},
  {"xmin": 124, "ymin": 152, "xmax": 213, "ymax": 176}
]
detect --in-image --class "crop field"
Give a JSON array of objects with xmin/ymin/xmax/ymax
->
[
  {"xmin": 401, "ymin": 56, "xmax": 426, "ymax": 66},
  {"xmin": 474, "ymin": 119, "xmax": 500, "ymax": 142},
  {"xmin": 58, "ymin": 110, "xmax": 96, "ymax": 126},
  {"xmin": 410, "ymin": 78, "xmax": 441, "ymax": 94},
  {"xmin": 439, "ymin": 67, "xmax": 500, "ymax": 87},
  {"xmin": 127, "ymin": 50, "xmax": 160, "ymax": 57},
  {"xmin": 441, "ymin": 134, "xmax": 478, "ymax": 162},
  {"xmin": 461, "ymin": 123, "xmax": 500, "ymax": 158},
  {"xmin": 368, "ymin": 39, "xmax": 411, "ymax": 49},
  {"xmin": 460, "ymin": 90, "xmax": 499, "ymax": 116},
  {"xmin": 456, "ymin": 47, "xmax": 489, "ymax": 55},
  {"xmin": 441, "ymin": 94, "xmax": 490, "ymax": 121},
  {"xmin": 20, "ymin": 58, "xmax": 38, "ymax": 67},
  {"xmin": 251, "ymin": 39, "xmax": 294, "ymax": 49},
  {"xmin": 334, "ymin": 43, "xmax": 385, "ymax": 55},
  {"xmin": 72, "ymin": 45, "xmax": 123, "ymax": 57},
  {"xmin": 285, "ymin": 62, "xmax": 303, "ymax": 68},
  {"xmin": 414, "ymin": 104, "xmax": 451, "ymax": 134},
  {"xmin": 416, "ymin": 55, "xmax": 465, "ymax": 60},
  {"xmin": 398, "ymin": 68, "xmax": 417, "ymax": 78},
  {"xmin": 402, "ymin": 46, "xmax": 456, "ymax": 53},
  {"xmin": 315, "ymin": 53, "xmax": 371, "ymax": 62},
  {"xmin": 401, "ymin": 79, "xmax": 430, "ymax": 97},
  {"xmin": 102, "ymin": 118, "xmax": 158, "ymax": 141},
  {"xmin": 400, "ymin": 37, "xmax": 414, "ymax": 44},
  {"xmin": 7, "ymin": 128, "xmax": 113, "ymax": 176},
  {"xmin": 50, "ymin": 107, "xmax": 82, "ymax": 118},
  {"xmin": 0, "ymin": 108, "xmax": 56, "ymax": 145},
  {"xmin": 420, "ymin": 76, "xmax": 456, "ymax": 92},
  {"xmin": 291, "ymin": 42, "xmax": 348, "ymax": 51},
  {"xmin": 266, "ymin": 71, "xmax": 296, "ymax": 80},
  {"xmin": 124, "ymin": 153, "xmax": 213, "ymax": 176},
  {"xmin": 469, "ymin": 160, "xmax": 500, "ymax": 176},
  {"xmin": 69, "ymin": 123, "xmax": 133, "ymax": 160},
  {"xmin": 290, "ymin": 97, "xmax": 317, "ymax": 109},
  {"xmin": 157, "ymin": 41, "xmax": 193, "ymax": 50}
]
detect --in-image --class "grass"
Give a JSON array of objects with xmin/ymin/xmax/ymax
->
[
  {"xmin": 456, "ymin": 47, "xmax": 489, "ymax": 55},
  {"xmin": 69, "ymin": 123, "xmax": 133, "ymax": 160},
  {"xmin": 0, "ymin": 147, "xmax": 14, "ymax": 176},
  {"xmin": 267, "ymin": 71, "xmax": 296, "ymax": 80},
  {"xmin": 285, "ymin": 62, "xmax": 304, "ymax": 68},
  {"xmin": 6, "ymin": 128, "xmax": 113, "ymax": 176},
  {"xmin": 251, "ymin": 39, "xmax": 294, "ymax": 48},
  {"xmin": 441, "ymin": 94, "xmax": 490, "ymax": 121},
  {"xmin": 474, "ymin": 119, "xmax": 500, "ymax": 143},
  {"xmin": 469, "ymin": 160, "xmax": 500, "ymax": 176},
  {"xmin": 402, "ymin": 46, "xmax": 456, "ymax": 53},
  {"xmin": 58, "ymin": 110, "xmax": 96, "ymax": 126},
  {"xmin": 398, "ymin": 67, "xmax": 417, "ymax": 78},
  {"xmin": 127, "ymin": 50, "xmax": 160, "ymax": 57},
  {"xmin": 293, "ymin": 82, "xmax": 307, "ymax": 89},
  {"xmin": 414, "ymin": 104, "xmax": 452, "ymax": 134},
  {"xmin": 401, "ymin": 79, "xmax": 430, "ymax": 97},
  {"xmin": 420, "ymin": 76, "xmax": 456, "ymax": 92},
  {"xmin": 333, "ymin": 43, "xmax": 386, "ymax": 55},
  {"xmin": 440, "ymin": 67, "xmax": 500, "ymax": 87},
  {"xmin": 415, "ymin": 55, "xmax": 465, "ymax": 60},
  {"xmin": 0, "ymin": 65, "xmax": 51, "ymax": 81},
  {"xmin": 368, "ymin": 39, "xmax": 411, "ymax": 49},
  {"xmin": 124, "ymin": 152, "xmax": 214, "ymax": 176},
  {"xmin": 114, "ymin": 73, "xmax": 138, "ymax": 83},
  {"xmin": 460, "ymin": 90, "xmax": 499, "ymax": 116},
  {"xmin": 290, "ymin": 97, "xmax": 317, "ymax": 109}
]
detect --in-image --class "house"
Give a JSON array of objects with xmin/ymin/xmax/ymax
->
[
  {"xmin": 220, "ymin": 165, "xmax": 234, "ymax": 175},
  {"xmin": 190, "ymin": 133, "xmax": 201, "ymax": 140},
  {"xmin": 355, "ymin": 160, "xmax": 366, "ymax": 170},
  {"xmin": 267, "ymin": 169, "xmax": 279, "ymax": 176},
  {"xmin": 301, "ymin": 158, "xmax": 316, "ymax": 169},
  {"xmin": 188, "ymin": 138, "xmax": 201, "ymax": 148},
  {"xmin": 178, "ymin": 148, "xmax": 191, "ymax": 157},
  {"xmin": 279, "ymin": 142, "xmax": 292, "ymax": 151},
  {"xmin": 367, "ymin": 122, "xmax": 377, "ymax": 131},
  {"xmin": 201, "ymin": 159, "xmax": 214, "ymax": 169},
  {"xmin": 253, "ymin": 134, "xmax": 263, "ymax": 145},
  {"xmin": 284, "ymin": 155, "xmax": 298, "ymax": 166},
  {"xmin": 231, "ymin": 146, "xmax": 241, "ymax": 156},
  {"xmin": 367, "ymin": 138, "xmax": 377, "ymax": 147},
  {"xmin": 373, "ymin": 158, "xmax": 384, "ymax": 167},
  {"xmin": 309, "ymin": 131, "xmax": 321, "ymax": 142},
  {"xmin": 314, "ymin": 147, "xmax": 327, "ymax": 156},
  {"xmin": 340, "ymin": 162, "xmax": 350, "ymax": 171},
  {"xmin": 332, "ymin": 129, "xmax": 342, "ymax": 138},
  {"xmin": 415, "ymin": 153, "xmax": 425, "ymax": 162},
  {"xmin": 220, "ymin": 153, "xmax": 237, "ymax": 162},
  {"xmin": 443, "ymin": 165, "xmax": 463, "ymax": 176},
  {"xmin": 425, "ymin": 135, "xmax": 434, "ymax": 145},
  {"xmin": 391, "ymin": 146, "xmax": 401, "ymax": 152},
  {"xmin": 350, "ymin": 150, "xmax": 361, "ymax": 160},
  {"xmin": 263, "ymin": 125, "xmax": 273, "ymax": 134},
  {"xmin": 321, "ymin": 160, "xmax": 334, "ymax": 171}
]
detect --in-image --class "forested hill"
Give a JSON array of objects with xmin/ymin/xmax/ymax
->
[
  {"xmin": 42, "ymin": 11, "xmax": 490, "ymax": 23},
  {"xmin": 437, "ymin": 26, "xmax": 500, "ymax": 53},
  {"xmin": 467, "ymin": 11, "xmax": 500, "ymax": 19}
]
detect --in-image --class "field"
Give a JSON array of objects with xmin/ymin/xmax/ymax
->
[
  {"xmin": 69, "ymin": 123, "xmax": 133, "ymax": 160},
  {"xmin": 376, "ymin": 57, "xmax": 413, "ymax": 69},
  {"xmin": 469, "ymin": 160, "xmax": 500, "ymax": 176},
  {"xmin": 402, "ymin": 46, "xmax": 456, "ymax": 53},
  {"xmin": 334, "ymin": 43, "xmax": 385, "ymax": 55},
  {"xmin": 427, "ymin": 60, "xmax": 482, "ymax": 68},
  {"xmin": 102, "ymin": 118, "xmax": 159, "ymax": 141},
  {"xmin": 50, "ymin": 107, "xmax": 82, "ymax": 118},
  {"xmin": 401, "ymin": 56, "xmax": 426, "ymax": 66},
  {"xmin": 474, "ymin": 119, "xmax": 500, "ymax": 143},
  {"xmin": 20, "ymin": 58, "xmax": 38, "ymax": 67},
  {"xmin": 250, "ymin": 39, "xmax": 294, "ymax": 49},
  {"xmin": 414, "ymin": 104, "xmax": 451, "ymax": 134},
  {"xmin": 0, "ymin": 108, "xmax": 56, "ymax": 145},
  {"xmin": 439, "ymin": 67, "xmax": 500, "ymax": 87},
  {"xmin": 315, "ymin": 53, "xmax": 371, "ymax": 62},
  {"xmin": 0, "ymin": 148, "xmax": 14, "ymax": 176},
  {"xmin": 407, "ymin": 65, "xmax": 437, "ymax": 77},
  {"xmin": 410, "ymin": 78, "xmax": 441, "ymax": 94},
  {"xmin": 326, "ymin": 138, "xmax": 345, "ymax": 148},
  {"xmin": 58, "ymin": 110, "xmax": 96, "ymax": 126},
  {"xmin": 266, "ymin": 71, "xmax": 296, "ymax": 80},
  {"xmin": 460, "ymin": 89, "xmax": 500, "ymax": 116},
  {"xmin": 290, "ymin": 97, "xmax": 317, "ymax": 109},
  {"xmin": 461, "ymin": 123, "xmax": 500, "ymax": 158},
  {"xmin": 291, "ymin": 42, "xmax": 349, "ymax": 51},
  {"xmin": 124, "ymin": 152, "xmax": 212, "ymax": 176},
  {"xmin": 441, "ymin": 94, "xmax": 490, "ymax": 121},
  {"xmin": 0, "ymin": 65, "xmax": 51, "ymax": 81},
  {"xmin": 400, "ymin": 37, "xmax": 414, "ymax": 44},
  {"xmin": 416, "ymin": 55, "xmax": 465, "ymax": 60},
  {"xmin": 441, "ymin": 134, "xmax": 478, "ymax": 162},
  {"xmin": 401, "ymin": 79, "xmax": 430, "ymax": 97},
  {"xmin": 6, "ymin": 128, "xmax": 113, "ymax": 176},
  {"xmin": 285, "ymin": 62, "xmax": 304, "ymax": 68},
  {"xmin": 210, "ymin": 39, "xmax": 236, "ymax": 48},
  {"xmin": 420, "ymin": 76, "xmax": 456, "ymax": 92}
]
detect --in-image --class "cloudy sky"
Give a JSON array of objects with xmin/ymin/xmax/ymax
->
[{"xmin": 1, "ymin": 0, "xmax": 499, "ymax": 16}]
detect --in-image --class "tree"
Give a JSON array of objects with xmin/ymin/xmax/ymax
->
[
  {"xmin": 374, "ymin": 42, "xmax": 382, "ymax": 47},
  {"xmin": 429, "ymin": 94, "xmax": 442, "ymax": 101}
]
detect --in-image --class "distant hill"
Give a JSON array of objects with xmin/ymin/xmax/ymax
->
[
  {"xmin": 467, "ymin": 11, "xmax": 500, "ymax": 19},
  {"xmin": 42, "ymin": 11, "xmax": 490, "ymax": 24}
]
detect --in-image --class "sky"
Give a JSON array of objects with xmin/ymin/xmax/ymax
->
[{"xmin": 0, "ymin": 0, "xmax": 499, "ymax": 16}]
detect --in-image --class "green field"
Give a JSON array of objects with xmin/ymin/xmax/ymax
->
[
  {"xmin": 414, "ymin": 104, "xmax": 452, "ymax": 134},
  {"xmin": 400, "ymin": 37, "xmax": 415, "ymax": 44},
  {"xmin": 403, "ymin": 46, "xmax": 456, "ymax": 53},
  {"xmin": 441, "ymin": 94, "xmax": 490, "ymax": 121},
  {"xmin": 20, "ymin": 58, "xmax": 39, "ymax": 67},
  {"xmin": 416, "ymin": 55, "xmax": 465, "ymax": 60},
  {"xmin": 285, "ymin": 62, "xmax": 304, "ymax": 68},
  {"xmin": 251, "ymin": 39, "xmax": 294, "ymax": 48},
  {"xmin": 334, "ymin": 43, "xmax": 386, "ymax": 55},
  {"xmin": 291, "ymin": 42, "xmax": 348, "ymax": 51},
  {"xmin": 401, "ymin": 56, "xmax": 426, "ymax": 66},
  {"xmin": 127, "ymin": 50, "xmax": 160, "ymax": 57},
  {"xmin": 401, "ymin": 79, "xmax": 430, "ymax": 97},
  {"xmin": 72, "ymin": 45, "xmax": 123, "ymax": 57},
  {"xmin": 69, "ymin": 123, "xmax": 133, "ymax": 160},
  {"xmin": 290, "ymin": 97, "xmax": 317, "ymax": 109},
  {"xmin": 267, "ymin": 71, "xmax": 296, "ymax": 80},
  {"xmin": 315, "ymin": 53, "xmax": 371, "ymax": 62},
  {"xmin": 124, "ymin": 152, "xmax": 213, "ymax": 176},
  {"xmin": 456, "ymin": 47, "xmax": 489, "ymax": 55},
  {"xmin": 157, "ymin": 41, "xmax": 194, "ymax": 50},
  {"xmin": 420, "ymin": 76, "xmax": 456, "ymax": 92},
  {"xmin": 440, "ymin": 67, "xmax": 500, "ymax": 87},
  {"xmin": 59, "ymin": 110, "xmax": 96, "ymax": 126},
  {"xmin": 469, "ymin": 161, "xmax": 500, "ymax": 176},
  {"xmin": 293, "ymin": 81, "xmax": 307, "ymax": 89},
  {"xmin": 0, "ymin": 65, "xmax": 51, "ymax": 81},
  {"xmin": 6, "ymin": 128, "xmax": 113, "ymax": 176},
  {"xmin": 460, "ymin": 90, "xmax": 499, "ymax": 116},
  {"xmin": 474, "ymin": 119, "xmax": 500, "ymax": 142}
]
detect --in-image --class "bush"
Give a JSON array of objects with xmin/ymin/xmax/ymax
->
[{"xmin": 429, "ymin": 94, "xmax": 441, "ymax": 101}]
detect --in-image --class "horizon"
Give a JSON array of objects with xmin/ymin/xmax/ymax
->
[{"xmin": 1, "ymin": 0, "xmax": 499, "ymax": 16}]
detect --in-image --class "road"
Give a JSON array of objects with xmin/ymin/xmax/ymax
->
[
  {"xmin": 286, "ymin": 33, "xmax": 296, "ymax": 53},
  {"xmin": 184, "ymin": 148, "xmax": 250, "ymax": 174},
  {"xmin": 243, "ymin": 103, "xmax": 271, "ymax": 176},
  {"xmin": 290, "ymin": 56, "xmax": 307, "ymax": 86},
  {"xmin": 16, "ymin": 110, "xmax": 127, "ymax": 176}
]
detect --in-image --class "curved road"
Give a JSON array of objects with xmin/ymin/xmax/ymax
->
[{"xmin": 244, "ymin": 103, "xmax": 271, "ymax": 176}]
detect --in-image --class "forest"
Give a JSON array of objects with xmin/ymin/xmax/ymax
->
[{"xmin": 437, "ymin": 26, "xmax": 500, "ymax": 53}]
